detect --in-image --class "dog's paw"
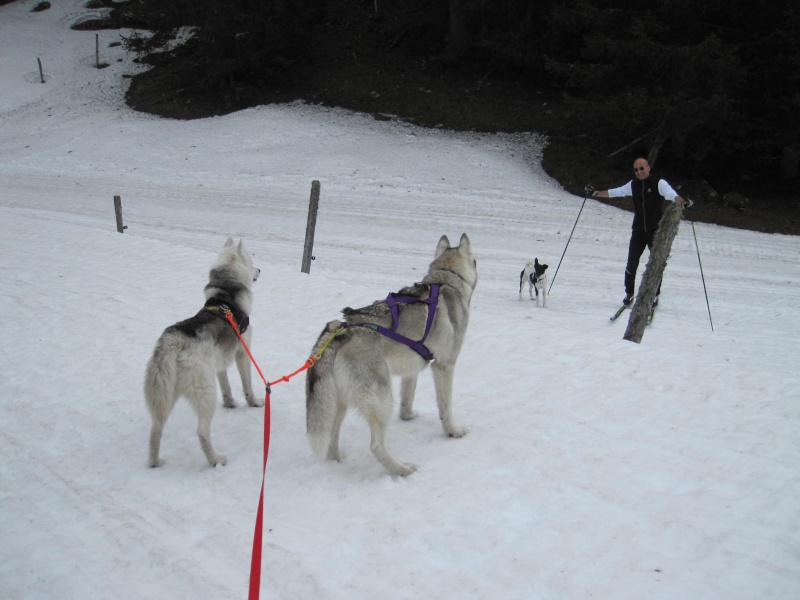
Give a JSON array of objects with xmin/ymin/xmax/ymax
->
[
  {"xmin": 222, "ymin": 395, "xmax": 236, "ymax": 409},
  {"xmin": 246, "ymin": 394, "xmax": 264, "ymax": 408},
  {"xmin": 326, "ymin": 448, "xmax": 344, "ymax": 461},
  {"xmin": 211, "ymin": 455, "xmax": 227, "ymax": 467},
  {"xmin": 394, "ymin": 462, "xmax": 418, "ymax": 477},
  {"xmin": 400, "ymin": 409, "xmax": 418, "ymax": 421},
  {"xmin": 446, "ymin": 425, "xmax": 469, "ymax": 438},
  {"xmin": 148, "ymin": 458, "xmax": 164, "ymax": 468}
]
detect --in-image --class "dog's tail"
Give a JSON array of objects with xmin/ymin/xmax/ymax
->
[
  {"xmin": 305, "ymin": 320, "xmax": 343, "ymax": 458},
  {"xmin": 143, "ymin": 334, "xmax": 180, "ymax": 429}
]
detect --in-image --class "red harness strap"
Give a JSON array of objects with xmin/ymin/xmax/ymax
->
[{"xmin": 220, "ymin": 310, "xmax": 315, "ymax": 600}]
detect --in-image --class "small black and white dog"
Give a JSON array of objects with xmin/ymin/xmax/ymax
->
[{"xmin": 519, "ymin": 258, "xmax": 548, "ymax": 307}]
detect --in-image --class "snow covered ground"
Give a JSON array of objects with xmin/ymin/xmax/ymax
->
[{"xmin": 1, "ymin": 2, "xmax": 799, "ymax": 599}]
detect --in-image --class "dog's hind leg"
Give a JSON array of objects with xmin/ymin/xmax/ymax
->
[
  {"xmin": 356, "ymin": 372, "xmax": 417, "ymax": 476},
  {"xmin": 399, "ymin": 375, "xmax": 419, "ymax": 420},
  {"xmin": 191, "ymin": 369, "xmax": 227, "ymax": 467},
  {"xmin": 366, "ymin": 404, "xmax": 417, "ymax": 476},
  {"xmin": 197, "ymin": 413, "xmax": 226, "ymax": 467},
  {"xmin": 148, "ymin": 418, "xmax": 167, "ymax": 468},
  {"xmin": 144, "ymin": 367, "xmax": 178, "ymax": 468},
  {"xmin": 432, "ymin": 361, "xmax": 468, "ymax": 438},
  {"xmin": 326, "ymin": 400, "xmax": 347, "ymax": 461}
]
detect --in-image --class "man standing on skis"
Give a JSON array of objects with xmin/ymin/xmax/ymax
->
[{"xmin": 586, "ymin": 157, "xmax": 687, "ymax": 308}]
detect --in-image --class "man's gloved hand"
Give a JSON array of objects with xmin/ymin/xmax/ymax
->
[{"xmin": 584, "ymin": 184, "xmax": 596, "ymax": 197}]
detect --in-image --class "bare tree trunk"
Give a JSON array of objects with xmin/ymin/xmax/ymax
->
[
  {"xmin": 624, "ymin": 202, "xmax": 682, "ymax": 343},
  {"xmin": 670, "ymin": 131, "xmax": 686, "ymax": 162},
  {"xmin": 647, "ymin": 120, "xmax": 667, "ymax": 168}
]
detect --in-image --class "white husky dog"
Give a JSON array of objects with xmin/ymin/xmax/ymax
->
[
  {"xmin": 306, "ymin": 233, "xmax": 478, "ymax": 476},
  {"xmin": 144, "ymin": 238, "xmax": 261, "ymax": 468}
]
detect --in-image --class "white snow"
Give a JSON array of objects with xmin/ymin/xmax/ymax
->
[{"xmin": 1, "ymin": 2, "xmax": 799, "ymax": 599}]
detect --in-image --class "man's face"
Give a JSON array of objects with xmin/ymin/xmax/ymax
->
[{"xmin": 633, "ymin": 159, "xmax": 650, "ymax": 180}]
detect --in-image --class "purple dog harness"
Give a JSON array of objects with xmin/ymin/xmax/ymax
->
[{"xmin": 341, "ymin": 284, "xmax": 440, "ymax": 362}]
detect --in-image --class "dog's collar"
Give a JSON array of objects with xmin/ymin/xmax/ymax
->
[{"xmin": 204, "ymin": 296, "xmax": 249, "ymax": 334}]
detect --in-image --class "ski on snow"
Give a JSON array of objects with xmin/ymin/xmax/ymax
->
[
  {"xmin": 610, "ymin": 301, "xmax": 658, "ymax": 324},
  {"xmin": 609, "ymin": 305, "xmax": 628, "ymax": 321}
]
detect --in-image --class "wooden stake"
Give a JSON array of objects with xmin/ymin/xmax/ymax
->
[
  {"xmin": 37, "ymin": 57, "xmax": 44, "ymax": 83},
  {"xmin": 114, "ymin": 195, "xmax": 125, "ymax": 233},
  {"xmin": 301, "ymin": 181, "xmax": 320, "ymax": 273}
]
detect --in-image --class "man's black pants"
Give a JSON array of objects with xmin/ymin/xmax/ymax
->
[{"xmin": 625, "ymin": 229, "xmax": 661, "ymax": 296}]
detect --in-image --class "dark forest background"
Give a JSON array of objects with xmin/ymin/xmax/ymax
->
[{"xmin": 73, "ymin": 0, "xmax": 800, "ymax": 232}]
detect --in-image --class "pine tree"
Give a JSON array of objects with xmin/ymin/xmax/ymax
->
[{"xmin": 543, "ymin": 1, "xmax": 747, "ymax": 174}]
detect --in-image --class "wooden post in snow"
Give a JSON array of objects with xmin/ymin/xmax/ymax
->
[
  {"xmin": 623, "ymin": 202, "xmax": 683, "ymax": 343},
  {"xmin": 301, "ymin": 181, "xmax": 320, "ymax": 274},
  {"xmin": 114, "ymin": 195, "xmax": 125, "ymax": 233},
  {"xmin": 38, "ymin": 58, "xmax": 44, "ymax": 83},
  {"xmin": 96, "ymin": 34, "xmax": 100, "ymax": 68}
]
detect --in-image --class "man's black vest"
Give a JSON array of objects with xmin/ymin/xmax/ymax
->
[{"xmin": 630, "ymin": 175, "xmax": 665, "ymax": 233}]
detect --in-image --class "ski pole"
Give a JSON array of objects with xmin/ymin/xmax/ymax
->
[
  {"xmin": 549, "ymin": 192, "xmax": 587, "ymax": 293},
  {"xmin": 690, "ymin": 217, "xmax": 714, "ymax": 331}
]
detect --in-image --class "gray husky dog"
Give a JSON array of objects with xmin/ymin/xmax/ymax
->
[
  {"xmin": 144, "ymin": 238, "xmax": 261, "ymax": 468},
  {"xmin": 306, "ymin": 233, "xmax": 478, "ymax": 476}
]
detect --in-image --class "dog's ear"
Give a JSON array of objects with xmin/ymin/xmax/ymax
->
[
  {"xmin": 435, "ymin": 235, "xmax": 451, "ymax": 258},
  {"xmin": 543, "ymin": 264, "xmax": 549, "ymax": 270},
  {"xmin": 224, "ymin": 237, "xmax": 234, "ymax": 248},
  {"xmin": 236, "ymin": 239, "xmax": 249, "ymax": 260},
  {"xmin": 458, "ymin": 233, "xmax": 473, "ymax": 260}
]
